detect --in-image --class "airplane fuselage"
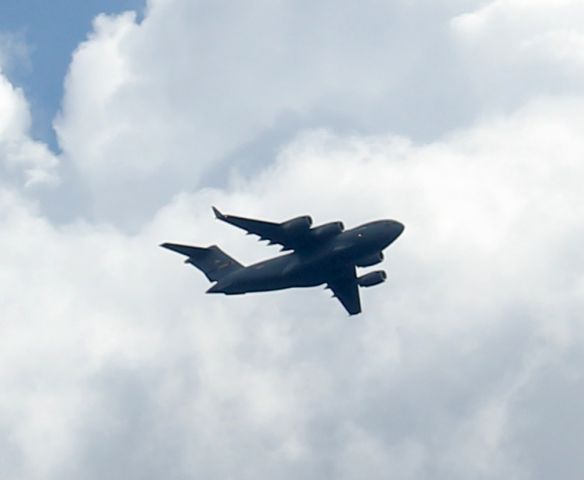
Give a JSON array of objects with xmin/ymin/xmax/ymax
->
[{"xmin": 207, "ymin": 220, "xmax": 404, "ymax": 294}]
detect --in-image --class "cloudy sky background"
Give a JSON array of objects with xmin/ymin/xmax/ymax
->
[{"xmin": 2, "ymin": 0, "xmax": 584, "ymax": 478}]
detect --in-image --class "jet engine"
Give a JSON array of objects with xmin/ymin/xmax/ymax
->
[
  {"xmin": 281, "ymin": 215, "xmax": 313, "ymax": 234},
  {"xmin": 357, "ymin": 270, "xmax": 387, "ymax": 287},
  {"xmin": 355, "ymin": 251, "xmax": 384, "ymax": 267},
  {"xmin": 310, "ymin": 221, "xmax": 344, "ymax": 239}
]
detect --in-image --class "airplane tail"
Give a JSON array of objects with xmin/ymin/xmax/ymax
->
[{"xmin": 160, "ymin": 243, "xmax": 243, "ymax": 282}]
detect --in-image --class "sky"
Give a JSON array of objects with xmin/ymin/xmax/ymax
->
[
  {"xmin": 0, "ymin": 0, "xmax": 144, "ymax": 148},
  {"xmin": 1, "ymin": 0, "xmax": 584, "ymax": 479}
]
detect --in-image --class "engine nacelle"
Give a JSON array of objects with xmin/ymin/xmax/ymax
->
[
  {"xmin": 357, "ymin": 270, "xmax": 387, "ymax": 288},
  {"xmin": 310, "ymin": 221, "xmax": 344, "ymax": 239},
  {"xmin": 355, "ymin": 251, "xmax": 384, "ymax": 267},
  {"xmin": 281, "ymin": 215, "xmax": 313, "ymax": 234}
]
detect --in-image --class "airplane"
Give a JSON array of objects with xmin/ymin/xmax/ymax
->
[{"xmin": 161, "ymin": 207, "xmax": 404, "ymax": 315}]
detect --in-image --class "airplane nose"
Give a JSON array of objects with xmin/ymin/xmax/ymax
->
[
  {"xmin": 382, "ymin": 220, "xmax": 404, "ymax": 243},
  {"xmin": 394, "ymin": 221, "xmax": 405, "ymax": 237}
]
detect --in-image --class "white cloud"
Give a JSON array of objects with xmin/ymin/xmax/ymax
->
[
  {"xmin": 2, "ymin": 0, "xmax": 584, "ymax": 479},
  {"xmin": 52, "ymin": 0, "xmax": 584, "ymax": 226},
  {"xmin": 0, "ymin": 32, "xmax": 31, "ymax": 78},
  {"xmin": 54, "ymin": 0, "xmax": 482, "ymax": 226},
  {"xmin": 0, "ymin": 73, "xmax": 30, "ymax": 140},
  {"xmin": 0, "ymin": 72, "xmax": 59, "ymax": 188},
  {"xmin": 452, "ymin": 0, "xmax": 584, "ymax": 110},
  {"xmin": 4, "ymin": 93, "xmax": 584, "ymax": 478}
]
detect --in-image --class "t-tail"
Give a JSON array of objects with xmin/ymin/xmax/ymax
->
[{"xmin": 160, "ymin": 243, "xmax": 243, "ymax": 282}]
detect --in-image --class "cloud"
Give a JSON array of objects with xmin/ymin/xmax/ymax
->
[
  {"xmin": 452, "ymin": 0, "xmax": 584, "ymax": 110},
  {"xmin": 2, "ymin": 1, "xmax": 584, "ymax": 479},
  {"xmin": 0, "ymin": 72, "xmax": 59, "ymax": 189},
  {"xmin": 0, "ymin": 32, "xmax": 31, "ymax": 77},
  {"xmin": 54, "ymin": 0, "xmax": 483, "ymax": 226},
  {"xmin": 4, "ymin": 93, "xmax": 584, "ymax": 478}
]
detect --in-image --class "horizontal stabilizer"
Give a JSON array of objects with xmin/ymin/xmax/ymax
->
[
  {"xmin": 160, "ymin": 242, "xmax": 242, "ymax": 282},
  {"xmin": 161, "ymin": 243, "xmax": 207, "ymax": 257}
]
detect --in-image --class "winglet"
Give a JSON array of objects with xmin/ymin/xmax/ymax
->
[{"xmin": 212, "ymin": 206, "xmax": 226, "ymax": 220}]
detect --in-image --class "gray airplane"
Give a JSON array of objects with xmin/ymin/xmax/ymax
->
[{"xmin": 161, "ymin": 207, "xmax": 404, "ymax": 315}]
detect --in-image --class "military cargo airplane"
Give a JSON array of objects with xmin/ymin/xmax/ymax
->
[{"xmin": 161, "ymin": 207, "xmax": 404, "ymax": 315}]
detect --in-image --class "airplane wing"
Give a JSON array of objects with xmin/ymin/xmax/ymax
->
[
  {"xmin": 212, "ymin": 206, "xmax": 309, "ymax": 251},
  {"xmin": 327, "ymin": 266, "xmax": 362, "ymax": 316}
]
